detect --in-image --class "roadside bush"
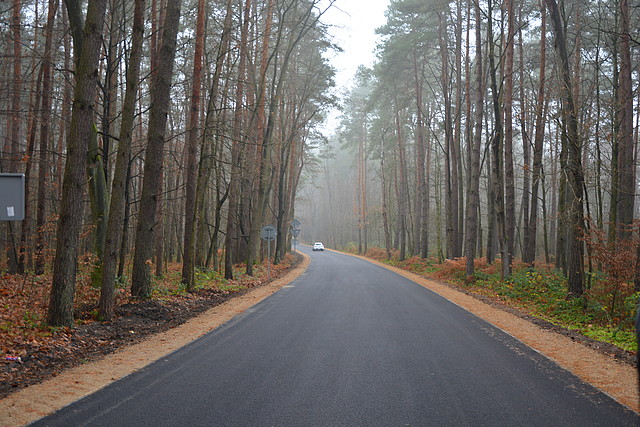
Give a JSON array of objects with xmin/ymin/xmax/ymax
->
[
  {"xmin": 581, "ymin": 221, "xmax": 639, "ymax": 330},
  {"xmin": 365, "ymin": 247, "xmax": 389, "ymax": 260}
]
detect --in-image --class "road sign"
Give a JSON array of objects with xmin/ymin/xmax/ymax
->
[
  {"xmin": 291, "ymin": 228, "xmax": 300, "ymax": 237},
  {"xmin": 0, "ymin": 173, "xmax": 25, "ymax": 221},
  {"xmin": 260, "ymin": 225, "xmax": 277, "ymax": 241},
  {"xmin": 292, "ymin": 218, "xmax": 301, "ymax": 229}
]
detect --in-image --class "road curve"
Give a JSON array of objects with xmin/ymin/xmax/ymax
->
[{"xmin": 34, "ymin": 246, "xmax": 638, "ymax": 426}]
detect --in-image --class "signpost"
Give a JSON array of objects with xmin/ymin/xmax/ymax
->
[
  {"xmin": 260, "ymin": 225, "xmax": 277, "ymax": 278},
  {"xmin": 260, "ymin": 225, "xmax": 277, "ymax": 241},
  {"xmin": 0, "ymin": 174, "xmax": 25, "ymax": 221}
]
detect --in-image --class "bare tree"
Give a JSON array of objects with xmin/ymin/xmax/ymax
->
[
  {"xmin": 524, "ymin": 0, "xmax": 547, "ymax": 265},
  {"xmin": 35, "ymin": 0, "xmax": 60, "ymax": 275},
  {"xmin": 5, "ymin": 0, "xmax": 23, "ymax": 274},
  {"xmin": 225, "ymin": 0, "xmax": 251, "ymax": 280}
]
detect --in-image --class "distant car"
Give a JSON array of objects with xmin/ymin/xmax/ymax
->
[{"xmin": 313, "ymin": 242, "xmax": 324, "ymax": 251}]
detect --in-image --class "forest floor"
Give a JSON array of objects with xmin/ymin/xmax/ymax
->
[
  {"xmin": 0, "ymin": 254, "xmax": 303, "ymax": 401},
  {"xmin": 1, "ymin": 250, "xmax": 638, "ymax": 426}
]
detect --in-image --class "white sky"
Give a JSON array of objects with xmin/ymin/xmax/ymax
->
[
  {"xmin": 319, "ymin": 0, "xmax": 390, "ymax": 129},
  {"xmin": 321, "ymin": 1, "xmax": 390, "ymax": 91}
]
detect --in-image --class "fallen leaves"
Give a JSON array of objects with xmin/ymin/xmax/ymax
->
[{"xmin": 0, "ymin": 253, "xmax": 301, "ymax": 398}]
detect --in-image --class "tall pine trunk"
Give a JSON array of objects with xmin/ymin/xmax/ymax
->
[
  {"xmin": 503, "ymin": 0, "xmax": 515, "ymax": 271},
  {"xmin": 395, "ymin": 107, "xmax": 409, "ymax": 261},
  {"xmin": 545, "ymin": 0, "xmax": 585, "ymax": 297},
  {"xmin": 413, "ymin": 52, "xmax": 426, "ymax": 258},
  {"xmin": 438, "ymin": 12, "xmax": 457, "ymax": 260},
  {"xmin": 616, "ymin": 0, "xmax": 634, "ymax": 240},
  {"xmin": 131, "ymin": 0, "xmax": 182, "ymax": 298},
  {"xmin": 465, "ymin": 2, "xmax": 483, "ymax": 280},
  {"xmin": 487, "ymin": 0, "xmax": 508, "ymax": 278},
  {"xmin": 182, "ymin": 0, "xmax": 206, "ymax": 288}
]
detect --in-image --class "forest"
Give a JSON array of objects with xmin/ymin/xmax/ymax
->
[
  {"xmin": 1, "ymin": 0, "xmax": 336, "ymax": 327},
  {"xmin": 0, "ymin": 0, "xmax": 639, "ymax": 345},
  {"xmin": 299, "ymin": 0, "xmax": 640, "ymax": 340}
]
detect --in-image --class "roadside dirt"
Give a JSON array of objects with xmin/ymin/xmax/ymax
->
[{"xmin": 1, "ymin": 251, "xmax": 637, "ymax": 426}]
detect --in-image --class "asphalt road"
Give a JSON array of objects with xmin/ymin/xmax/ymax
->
[{"xmin": 35, "ymin": 246, "xmax": 638, "ymax": 426}]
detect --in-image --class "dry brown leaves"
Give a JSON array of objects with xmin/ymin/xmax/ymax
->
[{"xmin": 1, "ymin": 254, "xmax": 300, "ymax": 397}]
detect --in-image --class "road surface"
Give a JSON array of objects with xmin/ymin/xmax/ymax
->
[{"xmin": 34, "ymin": 246, "xmax": 638, "ymax": 426}]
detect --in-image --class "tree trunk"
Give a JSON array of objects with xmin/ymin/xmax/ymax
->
[
  {"xmin": 486, "ymin": 133, "xmax": 496, "ymax": 264},
  {"xmin": 48, "ymin": 0, "xmax": 109, "ymax": 327},
  {"xmin": 487, "ymin": 0, "xmax": 508, "ymax": 278},
  {"xmin": 99, "ymin": 0, "xmax": 145, "ymax": 320},
  {"xmin": 380, "ymin": 133, "xmax": 392, "ymax": 260},
  {"xmin": 395, "ymin": 107, "xmax": 409, "ymax": 261},
  {"xmin": 616, "ymin": 0, "xmax": 634, "ymax": 240},
  {"xmin": 182, "ymin": 0, "xmax": 206, "ymax": 289},
  {"xmin": 197, "ymin": 0, "xmax": 234, "ymax": 271},
  {"xmin": 131, "ymin": 0, "xmax": 181, "ymax": 299},
  {"xmin": 454, "ymin": 0, "xmax": 464, "ymax": 258},
  {"xmin": 87, "ymin": 127, "xmax": 108, "ymax": 262},
  {"xmin": 6, "ymin": 0, "xmax": 23, "ymax": 274},
  {"xmin": 356, "ymin": 120, "xmax": 368, "ymax": 255},
  {"xmin": 608, "ymin": 11, "xmax": 620, "ymax": 243},
  {"xmin": 18, "ymin": 64, "xmax": 42, "ymax": 274},
  {"xmin": 422, "ymin": 104, "xmax": 432, "ymax": 259},
  {"xmin": 35, "ymin": 0, "xmax": 59, "ymax": 275},
  {"xmin": 154, "ymin": 166, "xmax": 164, "ymax": 277},
  {"xmin": 438, "ymin": 13, "xmax": 453, "ymax": 260},
  {"xmin": 465, "ymin": 1, "xmax": 483, "ymax": 280},
  {"xmin": 245, "ymin": 0, "xmax": 275, "ymax": 276},
  {"xmin": 504, "ymin": 0, "xmax": 516, "ymax": 268},
  {"xmin": 224, "ymin": 0, "xmax": 251, "ymax": 280},
  {"xmin": 524, "ymin": 2, "xmax": 547, "ymax": 265},
  {"xmin": 545, "ymin": 0, "xmax": 585, "ymax": 297},
  {"xmin": 518, "ymin": 29, "xmax": 531, "ymax": 264},
  {"xmin": 413, "ymin": 52, "xmax": 426, "ymax": 258}
]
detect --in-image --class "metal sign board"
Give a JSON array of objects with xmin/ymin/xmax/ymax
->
[
  {"xmin": 260, "ymin": 225, "xmax": 277, "ymax": 241},
  {"xmin": 291, "ymin": 228, "xmax": 300, "ymax": 237},
  {"xmin": 292, "ymin": 218, "xmax": 301, "ymax": 229},
  {"xmin": 0, "ymin": 173, "xmax": 25, "ymax": 221}
]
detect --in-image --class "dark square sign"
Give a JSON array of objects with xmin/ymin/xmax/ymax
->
[{"xmin": 0, "ymin": 173, "xmax": 25, "ymax": 221}]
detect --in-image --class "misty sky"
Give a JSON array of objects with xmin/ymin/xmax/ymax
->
[
  {"xmin": 319, "ymin": 0, "xmax": 390, "ymax": 128},
  {"xmin": 322, "ymin": 1, "xmax": 389, "ymax": 83}
]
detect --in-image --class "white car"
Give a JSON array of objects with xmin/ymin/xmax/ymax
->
[{"xmin": 313, "ymin": 242, "xmax": 324, "ymax": 251}]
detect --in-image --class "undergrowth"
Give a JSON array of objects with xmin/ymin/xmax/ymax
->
[{"xmin": 1, "ymin": 253, "xmax": 297, "ymax": 354}]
